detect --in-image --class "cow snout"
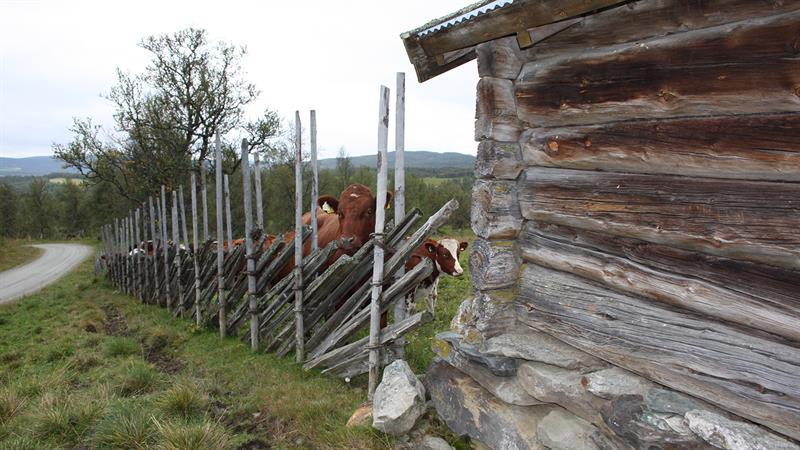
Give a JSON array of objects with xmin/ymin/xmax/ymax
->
[{"xmin": 452, "ymin": 268, "xmax": 464, "ymax": 277}]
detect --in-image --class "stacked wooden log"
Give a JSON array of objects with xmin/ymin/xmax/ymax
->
[{"xmin": 419, "ymin": 1, "xmax": 800, "ymax": 449}]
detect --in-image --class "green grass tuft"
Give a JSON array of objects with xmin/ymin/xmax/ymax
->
[
  {"xmin": 32, "ymin": 393, "xmax": 101, "ymax": 446},
  {"xmin": 93, "ymin": 403, "xmax": 158, "ymax": 450},
  {"xmin": 159, "ymin": 381, "xmax": 208, "ymax": 418},
  {"xmin": 153, "ymin": 417, "xmax": 230, "ymax": 450},
  {"xmin": 0, "ymin": 389, "xmax": 25, "ymax": 424},
  {"xmin": 118, "ymin": 362, "xmax": 160, "ymax": 396},
  {"xmin": 104, "ymin": 336, "xmax": 140, "ymax": 357}
]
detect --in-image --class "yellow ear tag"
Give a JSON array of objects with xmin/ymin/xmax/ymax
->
[{"xmin": 322, "ymin": 201, "xmax": 334, "ymax": 214}]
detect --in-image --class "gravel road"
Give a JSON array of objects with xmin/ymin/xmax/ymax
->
[{"xmin": 0, "ymin": 243, "xmax": 93, "ymax": 304}]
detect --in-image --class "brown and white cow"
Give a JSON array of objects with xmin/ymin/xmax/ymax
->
[
  {"xmin": 276, "ymin": 183, "xmax": 393, "ymax": 279},
  {"xmin": 404, "ymin": 238, "xmax": 468, "ymax": 314}
]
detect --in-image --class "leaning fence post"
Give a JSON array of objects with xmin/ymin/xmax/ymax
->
[
  {"xmin": 241, "ymin": 139, "xmax": 259, "ymax": 351},
  {"xmin": 215, "ymin": 135, "xmax": 227, "ymax": 337},
  {"xmin": 393, "ymin": 71, "xmax": 407, "ymax": 359},
  {"xmin": 294, "ymin": 110, "xmax": 305, "ymax": 362},
  {"xmin": 310, "ymin": 110, "xmax": 319, "ymax": 252},
  {"xmin": 161, "ymin": 186, "xmax": 171, "ymax": 309},
  {"xmin": 172, "ymin": 190, "xmax": 183, "ymax": 316},
  {"xmin": 224, "ymin": 174, "xmax": 233, "ymax": 249},
  {"xmin": 190, "ymin": 172, "xmax": 202, "ymax": 325},
  {"xmin": 254, "ymin": 151, "xmax": 264, "ymax": 229},
  {"xmin": 369, "ymin": 85, "xmax": 390, "ymax": 398}
]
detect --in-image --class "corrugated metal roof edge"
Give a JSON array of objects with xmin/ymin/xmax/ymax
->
[{"xmin": 400, "ymin": 0, "xmax": 514, "ymax": 39}]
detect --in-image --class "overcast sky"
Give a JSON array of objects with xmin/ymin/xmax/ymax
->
[{"xmin": 0, "ymin": 0, "xmax": 478, "ymax": 159}]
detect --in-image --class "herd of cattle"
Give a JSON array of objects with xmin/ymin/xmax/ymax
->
[{"xmin": 129, "ymin": 183, "xmax": 467, "ymax": 315}]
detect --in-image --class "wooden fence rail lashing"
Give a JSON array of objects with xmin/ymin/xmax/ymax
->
[{"xmin": 98, "ymin": 92, "xmax": 462, "ymax": 398}]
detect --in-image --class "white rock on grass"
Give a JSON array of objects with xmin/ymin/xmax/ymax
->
[
  {"xmin": 685, "ymin": 410, "xmax": 800, "ymax": 450},
  {"xmin": 372, "ymin": 360, "xmax": 427, "ymax": 436}
]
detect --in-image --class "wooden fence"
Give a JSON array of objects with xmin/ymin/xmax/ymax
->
[{"xmin": 98, "ymin": 76, "xmax": 458, "ymax": 396}]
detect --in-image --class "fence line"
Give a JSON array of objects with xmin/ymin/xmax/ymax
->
[{"xmin": 98, "ymin": 77, "xmax": 461, "ymax": 389}]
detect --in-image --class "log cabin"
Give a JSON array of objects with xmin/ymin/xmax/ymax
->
[{"xmin": 402, "ymin": 1, "xmax": 800, "ymax": 448}]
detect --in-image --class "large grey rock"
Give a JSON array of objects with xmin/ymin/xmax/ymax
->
[
  {"xmin": 417, "ymin": 435, "xmax": 456, "ymax": 450},
  {"xmin": 433, "ymin": 335, "xmax": 540, "ymax": 406},
  {"xmin": 685, "ymin": 410, "xmax": 800, "ymax": 450},
  {"xmin": 373, "ymin": 360, "xmax": 426, "ymax": 436},
  {"xmin": 537, "ymin": 409, "xmax": 606, "ymax": 450},
  {"xmin": 583, "ymin": 367, "xmax": 646, "ymax": 399},
  {"xmin": 482, "ymin": 329, "xmax": 606, "ymax": 370},
  {"xmin": 436, "ymin": 332, "xmax": 517, "ymax": 377},
  {"xmin": 428, "ymin": 359, "xmax": 555, "ymax": 450},
  {"xmin": 518, "ymin": 362, "xmax": 709, "ymax": 449}
]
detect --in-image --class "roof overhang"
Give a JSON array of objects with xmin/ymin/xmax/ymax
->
[{"xmin": 401, "ymin": 0, "xmax": 630, "ymax": 82}]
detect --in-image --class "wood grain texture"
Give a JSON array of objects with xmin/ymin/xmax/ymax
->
[
  {"xmin": 476, "ymin": 77, "xmax": 521, "ymax": 142},
  {"xmin": 476, "ymin": 140, "xmax": 524, "ymax": 180},
  {"xmin": 471, "ymin": 180, "xmax": 522, "ymax": 240},
  {"xmin": 469, "ymin": 238, "xmax": 520, "ymax": 291},
  {"xmin": 519, "ymin": 167, "xmax": 800, "ymax": 268},
  {"xmin": 518, "ymin": 263, "xmax": 800, "ymax": 441},
  {"xmin": 520, "ymin": 221, "xmax": 800, "ymax": 343},
  {"xmin": 519, "ymin": 0, "xmax": 800, "ymax": 63},
  {"xmin": 522, "ymin": 113, "xmax": 800, "ymax": 181},
  {"xmin": 415, "ymin": 0, "xmax": 627, "ymax": 58},
  {"xmin": 515, "ymin": 11, "xmax": 800, "ymax": 127}
]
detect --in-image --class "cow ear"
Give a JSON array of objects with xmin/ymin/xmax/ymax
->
[
  {"xmin": 459, "ymin": 241, "xmax": 469, "ymax": 251},
  {"xmin": 384, "ymin": 192, "xmax": 393, "ymax": 209},
  {"xmin": 318, "ymin": 195, "xmax": 339, "ymax": 213},
  {"xmin": 425, "ymin": 242, "xmax": 437, "ymax": 254}
]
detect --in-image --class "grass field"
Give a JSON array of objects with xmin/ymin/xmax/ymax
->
[
  {"xmin": 0, "ymin": 239, "xmax": 43, "ymax": 272},
  {"xmin": 0, "ymin": 231, "xmax": 475, "ymax": 449}
]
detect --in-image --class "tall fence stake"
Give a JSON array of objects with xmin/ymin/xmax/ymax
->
[
  {"xmin": 254, "ymin": 151, "xmax": 264, "ymax": 229},
  {"xmin": 215, "ymin": 135, "xmax": 227, "ymax": 338},
  {"xmin": 148, "ymin": 196, "xmax": 157, "ymax": 304},
  {"xmin": 224, "ymin": 174, "xmax": 233, "ymax": 249},
  {"xmin": 294, "ymin": 111, "xmax": 305, "ymax": 362},
  {"xmin": 201, "ymin": 163, "xmax": 210, "ymax": 242},
  {"xmin": 178, "ymin": 186, "xmax": 190, "ymax": 317},
  {"xmin": 310, "ymin": 110, "xmax": 319, "ymax": 252},
  {"xmin": 190, "ymin": 172, "xmax": 202, "ymax": 325},
  {"xmin": 241, "ymin": 139, "xmax": 259, "ymax": 351},
  {"xmin": 393, "ymin": 72, "xmax": 407, "ymax": 359},
  {"xmin": 369, "ymin": 85, "xmax": 390, "ymax": 398},
  {"xmin": 161, "ymin": 186, "xmax": 171, "ymax": 309},
  {"xmin": 172, "ymin": 190, "xmax": 182, "ymax": 316}
]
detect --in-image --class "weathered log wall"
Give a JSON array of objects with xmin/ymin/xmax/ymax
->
[{"xmin": 431, "ymin": 1, "xmax": 800, "ymax": 448}]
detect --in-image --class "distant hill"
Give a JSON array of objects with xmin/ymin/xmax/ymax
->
[
  {"xmin": 318, "ymin": 151, "xmax": 475, "ymax": 170},
  {"xmin": 0, "ymin": 156, "xmax": 76, "ymax": 177}
]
